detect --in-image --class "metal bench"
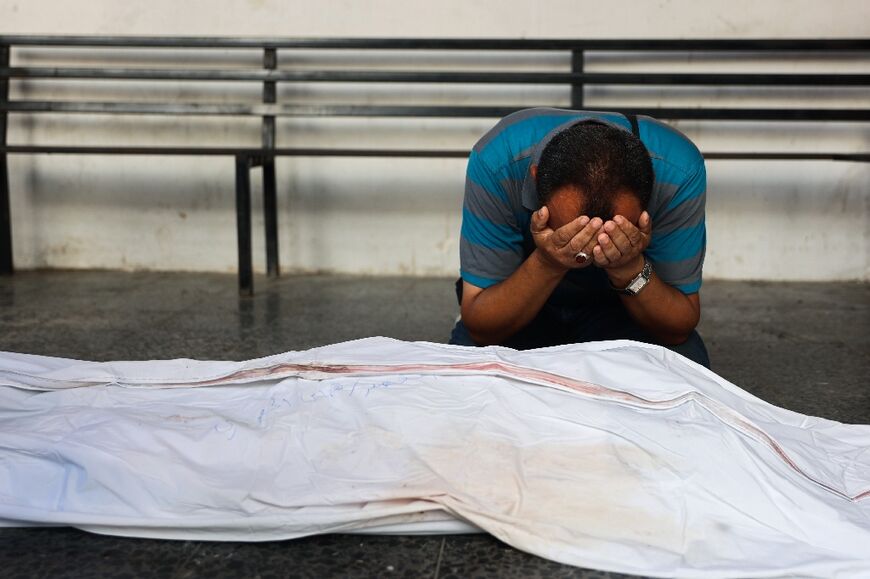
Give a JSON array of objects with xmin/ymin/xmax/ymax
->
[{"xmin": 1, "ymin": 36, "xmax": 868, "ymax": 294}]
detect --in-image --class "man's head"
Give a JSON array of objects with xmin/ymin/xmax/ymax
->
[{"xmin": 533, "ymin": 120, "xmax": 654, "ymax": 229}]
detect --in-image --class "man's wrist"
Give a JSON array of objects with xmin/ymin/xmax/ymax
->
[
  {"xmin": 605, "ymin": 254, "xmax": 646, "ymax": 288},
  {"xmin": 530, "ymin": 248, "xmax": 570, "ymax": 278}
]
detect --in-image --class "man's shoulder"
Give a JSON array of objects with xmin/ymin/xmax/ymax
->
[
  {"xmin": 641, "ymin": 117, "xmax": 705, "ymax": 177},
  {"xmin": 473, "ymin": 108, "xmax": 703, "ymax": 169},
  {"xmin": 471, "ymin": 108, "xmax": 583, "ymax": 159}
]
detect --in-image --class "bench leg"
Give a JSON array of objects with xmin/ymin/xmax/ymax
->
[
  {"xmin": 0, "ymin": 45, "xmax": 11, "ymax": 276},
  {"xmin": 263, "ymin": 158, "xmax": 279, "ymax": 278},
  {"xmin": 0, "ymin": 156, "xmax": 11, "ymax": 276},
  {"xmin": 235, "ymin": 155, "xmax": 253, "ymax": 296}
]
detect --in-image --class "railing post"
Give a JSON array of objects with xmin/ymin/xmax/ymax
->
[
  {"xmin": 0, "ymin": 44, "xmax": 12, "ymax": 275},
  {"xmin": 262, "ymin": 47, "xmax": 279, "ymax": 278},
  {"xmin": 570, "ymin": 49, "xmax": 584, "ymax": 110},
  {"xmin": 235, "ymin": 154, "xmax": 254, "ymax": 296}
]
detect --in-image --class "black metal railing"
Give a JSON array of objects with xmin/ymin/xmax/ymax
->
[{"xmin": 1, "ymin": 36, "xmax": 868, "ymax": 294}]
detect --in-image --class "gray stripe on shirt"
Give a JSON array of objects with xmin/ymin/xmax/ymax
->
[
  {"xmin": 651, "ymin": 248, "xmax": 705, "ymax": 290},
  {"xmin": 465, "ymin": 179, "xmax": 520, "ymax": 229},
  {"xmin": 460, "ymin": 236, "xmax": 525, "ymax": 284},
  {"xmin": 651, "ymin": 191, "xmax": 706, "ymax": 237}
]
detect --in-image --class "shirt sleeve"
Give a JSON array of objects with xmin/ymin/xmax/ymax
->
[
  {"xmin": 459, "ymin": 150, "xmax": 526, "ymax": 289},
  {"xmin": 645, "ymin": 160, "xmax": 707, "ymax": 295}
]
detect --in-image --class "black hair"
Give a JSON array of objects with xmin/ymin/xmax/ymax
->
[{"xmin": 535, "ymin": 120, "xmax": 654, "ymax": 219}]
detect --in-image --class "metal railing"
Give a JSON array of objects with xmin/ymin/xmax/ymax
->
[{"xmin": 1, "ymin": 36, "xmax": 868, "ymax": 293}]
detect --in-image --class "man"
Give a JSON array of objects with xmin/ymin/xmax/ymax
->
[{"xmin": 450, "ymin": 108, "xmax": 710, "ymax": 367}]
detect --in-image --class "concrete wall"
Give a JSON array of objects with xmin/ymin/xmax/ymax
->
[{"xmin": 3, "ymin": 0, "xmax": 869, "ymax": 281}]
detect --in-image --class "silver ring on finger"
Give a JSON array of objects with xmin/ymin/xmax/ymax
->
[{"xmin": 574, "ymin": 251, "xmax": 590, "ymax": 264}]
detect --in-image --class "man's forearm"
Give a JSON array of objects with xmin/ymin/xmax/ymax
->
[
  {"xmin": 461, "ymin": 250, "xmax": 567, "ymax": 345},
  {"xmin": 609, "ymin": 263, "xmax": 700, "ymax": 345}
]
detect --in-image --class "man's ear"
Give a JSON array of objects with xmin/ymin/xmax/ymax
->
[{"xmin": 530, "ymin": 165, "xmax": 537, "ymax": 180}]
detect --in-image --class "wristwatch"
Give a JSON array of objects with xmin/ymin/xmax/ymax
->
[{"xmin": 612, "ymin": 258, "xmax": 653, "ymax": 296}]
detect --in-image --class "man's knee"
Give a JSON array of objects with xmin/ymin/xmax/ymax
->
[
  {"xmin": 665, "ymin": 330, "xmax": 711, "ymax": 368},
  {"xmin": 449, "ymin": 319, "xmax": 480, "ymax": 347},
  {"xmin": 452, "ymin": 317, "xmax": 710, "ymax": 369}
]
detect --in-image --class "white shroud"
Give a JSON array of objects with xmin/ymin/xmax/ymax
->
[{"xmin": 0, "ymin": 338, "xmax": 868, "ymax": 578}]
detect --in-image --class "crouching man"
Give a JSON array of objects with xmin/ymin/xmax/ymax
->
[{"xmin": 450, "ymin": 108, "xmax": 710, "ymax": 367}]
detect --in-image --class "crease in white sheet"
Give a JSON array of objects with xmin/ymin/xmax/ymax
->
[{"xmin": 0, "ymin": 337, "xmax": 868, "ymax": 578}]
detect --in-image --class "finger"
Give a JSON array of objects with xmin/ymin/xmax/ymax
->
[
  {"xmin": 592, "ymin": 244, "xmax": 609, "ymax": 267},
  {"xmin": 638, "ymin": 211, "xmax": 652, "ymax": 236},
  {"xmin": 581, "ymin": 238, "xmax": 598, "ymax": 255},
  {"xmin": 598, "ymin": 232, "xmax": 624, "ymax": 263},
  {"xmin": 580, "ymin": 226, "xmax": 601, "ymax": 255},
  {"xmin": 553, "ymin": 215, "xmax": 590, "ymax": 247},
  {"xmin": 530, "ymin": 206, "xmax": 550, "ymax": 234},
  {"xmin": 604, "ymin": 219, "xmax": 633, "ymax": 254},
  {"xmin": 566, "ymin": 216, "xmax": 602, "ymax": 253},
  {"xmin": 573, "ymin": 237, "xmax": 600, "ymax": 267},
  {"xmin": 613, "ymin": 215, "xmax": 642, "ymax": 247},
  {"xmin": 574, "ymin": 250, "xmax": 592, "ymax": 266}
]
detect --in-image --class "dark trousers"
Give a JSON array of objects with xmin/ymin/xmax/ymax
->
[{"xmin": 449, "ymin": 270, "xmax": 711, "ymax": 368}]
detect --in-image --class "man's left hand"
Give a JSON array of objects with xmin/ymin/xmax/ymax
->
[{"xmin": 593, "ymin": 212, "xmax": 652, "ymax": 285}]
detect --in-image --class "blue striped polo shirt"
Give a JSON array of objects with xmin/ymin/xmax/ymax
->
[{"xmin": 460, "ymin": 107, "xmax": 706, "ymax": 294}]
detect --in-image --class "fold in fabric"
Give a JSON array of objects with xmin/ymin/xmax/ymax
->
[{"xmin": 0, "ymin": 338, "xmax": 867, "ymax": 578}]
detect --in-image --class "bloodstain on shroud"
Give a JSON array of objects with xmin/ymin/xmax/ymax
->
[{"xmin": 180, "ymin": 359, "xmax": 869, "ymax": 503}]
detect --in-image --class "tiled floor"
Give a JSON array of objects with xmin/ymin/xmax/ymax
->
[{"xmin": 1, "ymin": 271, "xmax": 867, "ymax": 578}]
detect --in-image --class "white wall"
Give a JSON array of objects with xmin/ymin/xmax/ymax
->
[{"xmin": 2, "ymin": 0, "xmax": 869, "ymax": 280}]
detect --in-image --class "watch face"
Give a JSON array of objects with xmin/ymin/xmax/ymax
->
[{"xmin": 627, "ymin": 277, "xmax": 647, "ymax": 294}]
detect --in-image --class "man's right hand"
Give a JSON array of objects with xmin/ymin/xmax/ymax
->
[
  {"xmin": 461, "ymin": 206, "xmax": 603, "ymax": 345},
  {"xmin": 530, "ymin": 206, "xmax": 603, "ymax": 272}
]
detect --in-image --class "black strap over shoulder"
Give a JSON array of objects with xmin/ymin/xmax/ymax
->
[{"xmin": 626, "ymin": 114, "xmax": 640, "ymax": 138}]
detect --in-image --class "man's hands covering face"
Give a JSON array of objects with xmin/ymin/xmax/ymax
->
[
  {"xmin": 531, "ymin": 207, "xmax": 652, "ymax": 275},
  {"xmin": 530, "ymin": 206, "xmax": 603, "ymax": 271},
  {"xmin": 592, "ymin": 212, "xmax": 652, "ymax": 274}
]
